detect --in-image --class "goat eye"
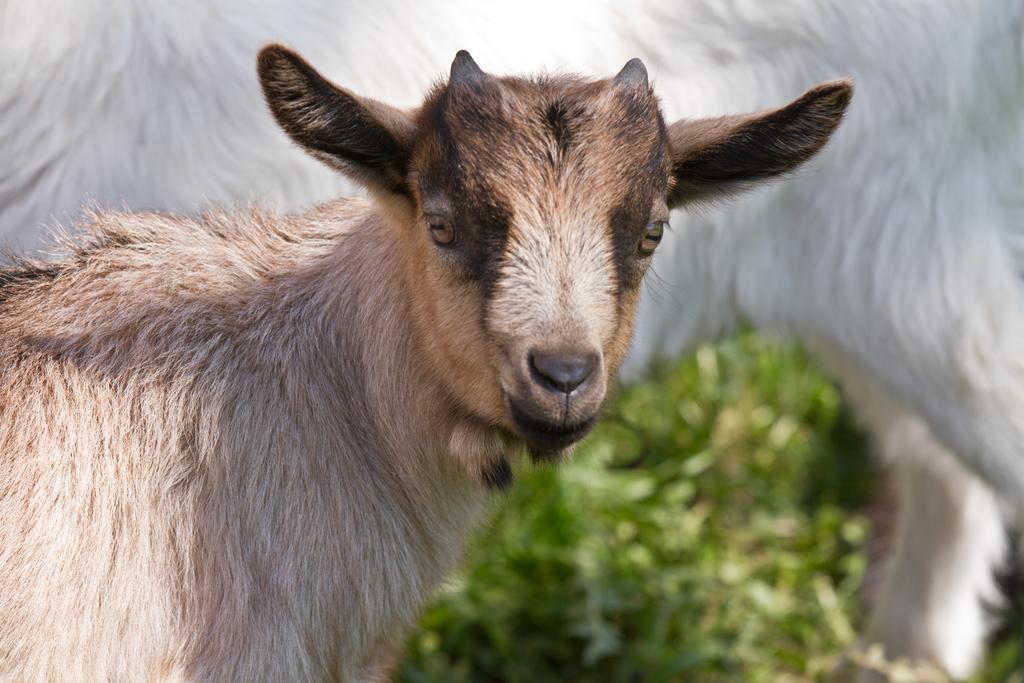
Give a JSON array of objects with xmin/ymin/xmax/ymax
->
[
  {"xmin": 639, "ymin": 220, "xmax": 666, "ymax": 255},
  {"xmin": 426, "ymin": 215, "xmax": 455, "ymax": 246}
]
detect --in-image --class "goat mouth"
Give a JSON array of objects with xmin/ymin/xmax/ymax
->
[{"xmin": 507, "ymin": 400, "xmax": 598, "ymax": 460}]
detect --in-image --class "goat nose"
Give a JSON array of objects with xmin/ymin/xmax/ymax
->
[{"xmin": 528, "ymin": 350, "xmax": 598, "ymax": 394}]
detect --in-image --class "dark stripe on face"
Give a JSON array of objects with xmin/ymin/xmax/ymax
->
[
  {"xmin": 418, "ymin": 75, "xmax": 669, "ymax": 327},
  {"xmin": 463, "ymin": 192, "xmax": 513, "ymax": 302},
  {"xmin": 608, "ymin": 201, "xmax": 648, "ymax": 294},
  {"xmin": 421, "ymin": 93, "xmax": 514, "ymax": 302},
  {"xmin": 608, "ymin": 143, "xmax": 669, "ymax": 298},
  {"xmin": 544, "ymin": 101, "xmax": 573, "ymax": 161}
]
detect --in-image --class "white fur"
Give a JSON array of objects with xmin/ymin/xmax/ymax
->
[
  {"xmin": 813, "ymin": 345, "xmax": 1012, "ymax": 680},
  {"xmin": 3, "ymin": 0, "xmax": 1023, "ymax": 678}
]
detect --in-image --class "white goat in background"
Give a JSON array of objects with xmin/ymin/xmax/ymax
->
[{"xmin": 2, "ymin": 0, "xmax": 1022, "ymax": 679}]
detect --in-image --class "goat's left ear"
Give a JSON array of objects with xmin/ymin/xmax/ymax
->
[
  {"xmin": 257, "ymin": 44, "xmax": 417, "ymax": 197},
  {"xmin": 666, "ymin": 79, "xmax": 853, "ymax": 208}
]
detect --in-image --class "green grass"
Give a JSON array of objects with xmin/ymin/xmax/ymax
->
[{"xmin": 399, "ymin": 333, "xmax": 1022, "ymax": 683}]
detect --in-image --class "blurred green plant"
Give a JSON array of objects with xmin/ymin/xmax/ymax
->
[{"xmin": 399, "ymin": 333, "xmax": 1021, "ymax": 683}]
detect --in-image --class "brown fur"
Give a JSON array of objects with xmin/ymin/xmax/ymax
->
[{"xmin": 0, "ymin": 46, "xmax": 850, "ymax": 680}]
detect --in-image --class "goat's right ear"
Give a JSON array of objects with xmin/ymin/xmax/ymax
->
[{"xmin": 257, "ymin": 45, "xmax": 417, "ymax": 197}]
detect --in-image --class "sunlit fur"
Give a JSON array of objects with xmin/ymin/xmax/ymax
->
[
  {"xmin": 6, "ymin": 0, "xmax": 1009, "ymax": 678},
  {"xmin": 1, "ymin": 204, "xmax": 494, "ymax": 681},
  {"xmin": 0, "ymin": 46, "xmax": 846, "ymax": 679}
]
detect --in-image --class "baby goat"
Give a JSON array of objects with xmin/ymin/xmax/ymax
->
[{"xmin": 0, "ymin": 46, "xmax": 849, "ymax": 680}]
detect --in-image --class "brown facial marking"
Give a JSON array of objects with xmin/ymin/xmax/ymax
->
[
  {"xmin": 415, "ymin": 71, "xmax": 669, "ymax": 304},
  {"xmin": 259, "ymin": 45, "xmax": 852, "ymax": 459},
  {"xmin": 402, "ymin": 67, "xmax": 672, "ymax": 453},
  {"xmin": 415, "ymin": 85, "xmax": 516, "ymax": 297},
  {"xmin": 542, "ymin": 99, "xmax": 582, "ymax": 163}
]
